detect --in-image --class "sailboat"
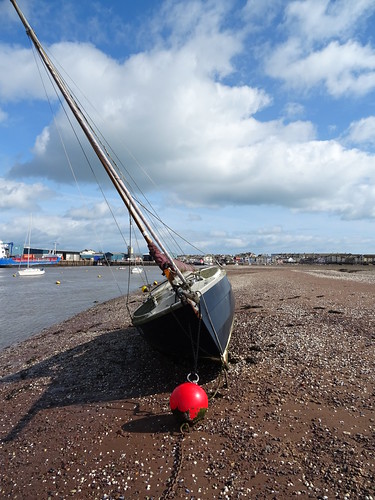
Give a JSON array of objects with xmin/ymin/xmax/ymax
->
[
  {"xmin": 18, "ymin": 266, "xmax": 45, "ymax": 277},
  {"xmin": 131, "ymin": 266, "xmax": 143, "ymax": 274},
  {"xmin": 18, "ymin": 217, "xmax": 45, "ymax": 277},
  {"xmin": 11, "ymin": 1, "xmax": 235, "ymax": 365}
]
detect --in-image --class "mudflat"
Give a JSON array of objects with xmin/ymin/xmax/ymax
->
[{"xmin": 0, "ymin": 266, "xmax": 374, "ymax": 498}]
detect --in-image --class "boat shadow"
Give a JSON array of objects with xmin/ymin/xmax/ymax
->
[
  {"xmin": 121, "ymin": 413, "xmax": 177, "ymax": 434},
  {"xmin": 0, "ymin": 326, "xmax": 222, "ymax": 442}
]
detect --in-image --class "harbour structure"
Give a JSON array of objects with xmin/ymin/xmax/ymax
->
[{"xmin": 0, "ymin": 240, "xmax": 61, "ymax": 267}]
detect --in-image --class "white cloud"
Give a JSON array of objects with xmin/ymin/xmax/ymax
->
[
  {"xmin": 66, "ymin": 201, "xmax": 111, "ymax": 220},
  {"xmin": 33, "ymin": 126, "xmax": 50, "ymax": 155},
  {"xmin": 4, "ymin": 25, "xmax": 375, "ymax": 224},
  {"xmin": 260, "ymin": 0, "xmax": 375, "ymax": 97},
  {"xmin": 0, "ymin": 106, "xmax": 7, "ymax": 123},
  {"xmin": 266, "ymin": 40, "xmax": 375, "ymax": 97},
  {"xmin": 0, "ymin": 44, "xmax": 49, "ymax": 102},
  {"xmin": 0, "ymin": 177, "xmax": 52, "ymax": 210},
  {"xmin": 4, "ymin": 35, "xmax": 270, "ymax": 181},
  {"xmin": 285, "ymin": 0, "xmax": 374, "ymax": 43},
  {"xmin": 346, "ymin": 116, "xmax": 375, "ymax": 146},
  {"xmin": 283, "ymin": 102, "xmax": 305, "ymax": 119}
]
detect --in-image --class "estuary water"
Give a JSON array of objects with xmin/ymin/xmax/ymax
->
[{"xmin": 0, "ymin": 265, "xmax": 162, "ymax": 351}]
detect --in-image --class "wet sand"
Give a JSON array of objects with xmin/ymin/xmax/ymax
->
[{"xmin": 0, "ymin": 266, "xmax": 374, "ymax": 498}]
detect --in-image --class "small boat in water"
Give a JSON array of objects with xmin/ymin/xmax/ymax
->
[
  {"xmin": 18, "ymin": 267, "xmax": 45, "ymax": 277},
  {"xmin": 11, "ymin": 0, "xmax": 235, "ymax": 365},
  {"xmin": 131, "ymin": 266, "xmax": 143, "ymax": 274},
  {"xmin": 17, "ymin": 216, "xmax": 45, "ymax": 277}
]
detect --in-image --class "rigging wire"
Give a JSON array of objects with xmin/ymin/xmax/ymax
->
[
  {"xmin": 29, "ymin": 35, "xmax": 206, "ymax": 262},
  {"xmin": 29, "ymin": 31, "xmax": 210, "ymax": 276},
  {"xmin": 29, "ymin": 39, "xmax": 133, "ymax": 295}
]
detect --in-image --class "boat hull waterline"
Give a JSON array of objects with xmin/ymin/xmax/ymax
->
[{"xmin": 132, "ymin": 266, "xmax": 235, "ymax": 364}]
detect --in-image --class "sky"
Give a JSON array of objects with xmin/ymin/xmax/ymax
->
[{"xmin": 1, "ymin": 0, "xmax": 375, "ymax": 256}]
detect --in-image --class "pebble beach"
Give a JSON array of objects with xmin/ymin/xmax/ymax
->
[{"xmin": 0, "ymin": 266, "xmax": 374, "ymax": 499}]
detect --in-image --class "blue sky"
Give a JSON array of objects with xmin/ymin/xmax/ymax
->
[{"xmin": 1, "ymin": 0, "xmax": 375, "ymax": 256}]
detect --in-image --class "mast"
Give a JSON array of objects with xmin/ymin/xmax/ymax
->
[
  {"xmin": 26, "ymin": 216, "xmax": 31, "ymax": 268},
  {"xmin": 11, "ymin": 0, "xmax": 188, "ymax": 285}
]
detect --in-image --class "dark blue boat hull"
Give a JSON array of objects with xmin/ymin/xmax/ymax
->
[{"xmin": 133, "ymin": 270, "xmax": 235, "ymax": 364}]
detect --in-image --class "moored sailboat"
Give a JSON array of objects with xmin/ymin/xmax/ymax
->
[
  {"xmin": 18, "ymin": 267, "xmax": 45, "ymax": 276},
  {"xmin": 11, "ymin": 0, "xmax": 235, "ymax": 365},
  {"xmin": 18, "ymin": 217, "xmax": 45, "ymax": 277},
  {"xmin": 131, "ymin": 267, "xmax": 144, "ymax": 274}
]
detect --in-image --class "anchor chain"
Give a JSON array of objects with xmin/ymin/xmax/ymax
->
[{"xmin": 161, "ymin": 428, "xmax": 187, "ymax": 499}]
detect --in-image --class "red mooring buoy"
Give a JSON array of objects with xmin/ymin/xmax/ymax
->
[{"xmin": 169, "ymin": 381, "xmax": 208, "ymax": 425}]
